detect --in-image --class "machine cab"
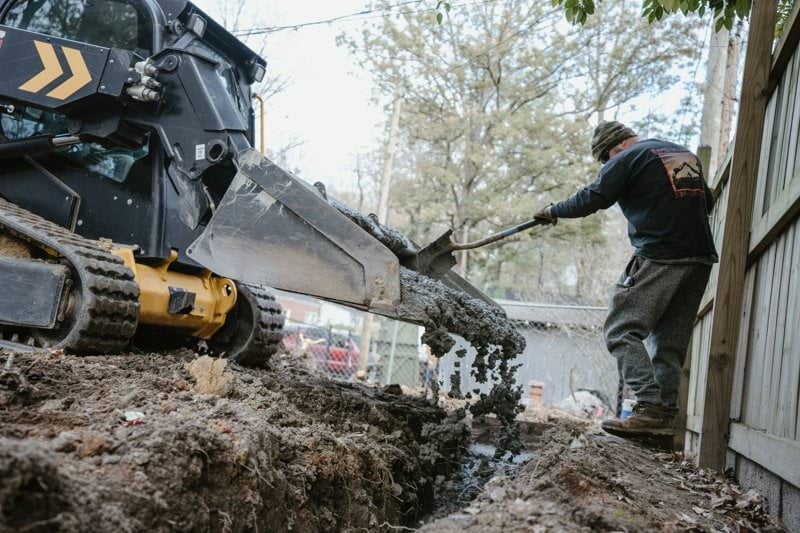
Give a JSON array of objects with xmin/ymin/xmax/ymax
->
[{"xmin": 0, "ymin": 0, "xmax": 264, "ymax": 263}]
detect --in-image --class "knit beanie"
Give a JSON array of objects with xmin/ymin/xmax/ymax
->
[{"xmin": 591, "ymin": 121, "xmax": 637, "ymax": 162}]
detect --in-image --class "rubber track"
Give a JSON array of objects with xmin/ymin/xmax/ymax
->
[
  {"xmin": 0, "ymin": 198, "xmax": 140, "ymax": 353},
  {"xmin": 233, "ymin": 283, "xmax": 284, "ymax": 366}
]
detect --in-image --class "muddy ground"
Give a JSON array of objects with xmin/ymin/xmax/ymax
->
[
  {"xmin": 0, "ymin": 349, "xmax": 785, "ymax": 532},
  {"xmin": 425, "ymin": 411, "xmax": 783, "ymax": 532},
  {"xmin": 0, "ymin": 350, "xmax": 468, "ymax": 531}
]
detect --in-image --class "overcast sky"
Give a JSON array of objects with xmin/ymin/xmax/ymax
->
[
  {"xmin": 192, "ymin": 0, "xmax": 385, "ymax": 191},
  {"xmin": 192, "ymin": 1, "xmax": 707, "ymax": 193}
]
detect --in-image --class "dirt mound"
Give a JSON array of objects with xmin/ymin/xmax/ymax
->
[
  {"xmin": 421, "ymin": 418, "xmax": 783, "ymax": 532},
  {"xmin": 0, "ymin": 350, "xmax": 469, "ymax": 532}
]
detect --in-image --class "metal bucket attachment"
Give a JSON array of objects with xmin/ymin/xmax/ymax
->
[
  {"xmin": 187, "ymin": 149, "xmax": 401, "ymax": 313},
  {"xmin": 188, "ymin": 148, "xmax": 504, "ymax": 325}
]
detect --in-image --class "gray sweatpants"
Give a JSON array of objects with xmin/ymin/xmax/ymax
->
[{"xmin": 604, "ymin": 255, "xmax": 711, "ymax": 410}]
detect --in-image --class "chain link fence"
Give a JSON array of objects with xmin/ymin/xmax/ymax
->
[
  {"xmin": 282, "ymin": 321, "xmax": 363, "ymax": 380},
  {"xmin": 281, "ymin": 318, "xmax": 425, "ymax": 385}
]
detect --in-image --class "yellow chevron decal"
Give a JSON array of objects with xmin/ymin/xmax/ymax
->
[
  {"xmin": 47, "ymin": 46, "xmax": 92, "ymax": 100},
  {"xmin": 18, "ymin": 41, "xmax": 63, "ymax": 93}
]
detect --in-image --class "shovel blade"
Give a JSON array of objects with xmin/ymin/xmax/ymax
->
[
  {"xmin": 404, "ymin": 230, "xmax": 501, "ymax": 309},
  {"xmin": 407, "ymin": 229, "xmax": 458, "ymax": 280}
]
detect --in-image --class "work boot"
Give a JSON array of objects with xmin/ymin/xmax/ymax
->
[{"xmin": 601, "ymin": 402, "xmax": 676, "ymax": 437}]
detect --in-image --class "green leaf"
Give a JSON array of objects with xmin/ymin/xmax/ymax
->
[
  {"xmin": 436, "ymin": 11, "xmax": 443, "ymax": 25},
  {"xmin": 445, "ymin": 2, "xmax": 452, "ymax": 13},
  {"xmin": 734, "ymin": 0, "xmax": 751, "ymax": 19},
  {"xmin": 556, "ymin": 0, "xmax": 751, "ymax": 25},
  {"xmin": 660, "ymin": 0, "xmax": 677, "ymax": 11}
]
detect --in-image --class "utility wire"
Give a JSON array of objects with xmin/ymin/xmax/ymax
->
[
  {"xmin": 235, "ymin": 0, "xmax": 500, "ymax": 37},
  {"xmin": 234, "ymin": 0, "xmax": 427, "ymax": 37}
]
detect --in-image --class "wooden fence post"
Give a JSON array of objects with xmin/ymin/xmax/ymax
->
[{"xmin": 698, "ymin": 0, "xmax": 778, "ymax": 471}]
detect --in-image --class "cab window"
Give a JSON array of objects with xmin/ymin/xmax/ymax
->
[
  {"xmin": 0, "ymin": 0, "xmax": 153, "ymax": 183},
  {"xmin": 2, "ymin": 0, "xmax": 153, "ymax": 55},
  {"xmin": 1, "ymin": 108, "xmax": 150, "ymax": 184}
]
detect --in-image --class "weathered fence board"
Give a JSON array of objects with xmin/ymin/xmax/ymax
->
[
  {"xmin": 771, "ymin": 229, "xmax": 794, "ymax": 434},
  {"xmin": 774, "ymin": 223, "xmax": 799, "ymax": 438},
  {"xmin": 781, "ymin": 51, "xmax": 800, "ymax": 190},
  {"xmin": 772, "ymin": 62, "xmax": 793, "ymax": 205},
  {"xmin": 687, "ymin": 312, "xmax": 712, "ymax": 423},
  {"xmin": 760, "ymin": 234, "xmax": 786, "ymax": 429},
  {"xmin": 729, "ymin": 267, "xmax": 755, "ymax": 423},
  {"xmin": 728, "ymin": 423, "xmax": 800, "ymax": 488},
  {"xmin": 686, "ymin": 321, "xmax": 702, "ymax": 421},
  {"xmin": 763, "ymin": 67, "xmax": 790, "ymax": 213},
  {"xmin": 741, "ymin": 245, "xmax": 775, "ymax": 428},
  {"xmin": 752, "ymin": 94, "xmax": 778, "ymax": 225}
]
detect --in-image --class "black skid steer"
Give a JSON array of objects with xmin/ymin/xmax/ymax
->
[{"xmin": 0, "ymin": 0, "xmax": 496, "ymax": 364}]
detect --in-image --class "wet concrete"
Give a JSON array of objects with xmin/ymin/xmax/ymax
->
[
  {"xmin": 330, "ymin": 199, "xmax": 527, "ymax": 454},
  {"xmin": 326, "ymin": 197, "xmax": 417, "ymax": 260},
  {"xmin": 398, "ymin": 268, "xmax": 526, "ymax": 455}
]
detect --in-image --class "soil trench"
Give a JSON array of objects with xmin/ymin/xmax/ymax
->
[
  {"xmin": 422, "ymin": 412, "xmax": 783, "ymax": 532},
  {"xmin": 0, "ymin": 351, "xmax": 784, "ymax": 532}
]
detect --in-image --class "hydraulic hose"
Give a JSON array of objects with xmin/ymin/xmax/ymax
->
[{"xmin": 0, "ymin": 135, "xmax": 80, "ymax": 160}]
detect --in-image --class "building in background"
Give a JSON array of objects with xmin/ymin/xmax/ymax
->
[{"xmin": 276, "ymin": 292, "xmax": 322, "ymax": 325}]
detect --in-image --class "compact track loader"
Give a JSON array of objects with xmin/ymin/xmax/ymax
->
[{"xmin": 0, "ymin": 0, "xmax": 495, "ymax": 365}]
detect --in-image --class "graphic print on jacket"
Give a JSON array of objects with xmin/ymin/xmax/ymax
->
[{"xmin": 653, "ymin": 149, "xmax": 706, "ymax": 199}]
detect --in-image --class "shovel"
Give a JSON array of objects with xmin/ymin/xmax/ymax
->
[{"xmin": 407, "ymin": 217, "xmax": 552, "ymax": 279}]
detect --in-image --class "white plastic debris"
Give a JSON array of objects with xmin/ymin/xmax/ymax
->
[{"xmin": 123, "ymin": 411, "xmax": 146, "ymax": 426}]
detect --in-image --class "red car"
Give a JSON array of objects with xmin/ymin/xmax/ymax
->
[{"xmin": 283, "ymin": 325, "xmax": 361, "ymax": 377}]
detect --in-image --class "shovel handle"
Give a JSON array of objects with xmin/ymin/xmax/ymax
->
[{"xmin": 450, "ymin": 218, "xmax": 550, "ymax": 251}]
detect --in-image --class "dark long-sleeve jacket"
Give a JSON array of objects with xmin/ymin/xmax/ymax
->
[{"xmin": 550, "ymin": 139, "xmax": 717, "ymax": 260}]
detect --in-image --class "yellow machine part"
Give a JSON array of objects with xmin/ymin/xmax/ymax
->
[{"xmin": 112, "ymin": 248, "xmax": 237, "ymax": 339}]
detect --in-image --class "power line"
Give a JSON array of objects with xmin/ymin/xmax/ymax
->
[
  {"xmin": 235, "ymin": 0, "xmax": 499, "ymax": 37},
  {"xmin": 234, "ymin": 0, "xmax": 427, "ymax": 37}
]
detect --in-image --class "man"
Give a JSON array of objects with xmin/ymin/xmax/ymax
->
[{"xmin": 534, "ymin": 121, "xmax": 717, "ymax": 438}]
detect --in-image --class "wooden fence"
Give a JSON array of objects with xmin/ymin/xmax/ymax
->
[{"xmin": 684, "ymin": 0, "xmax": 800, "ymax": 491}]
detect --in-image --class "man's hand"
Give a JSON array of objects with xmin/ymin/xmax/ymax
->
[{"xmin": 533, "ymin": 204, "xmax": 558, "ymax": 225}]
